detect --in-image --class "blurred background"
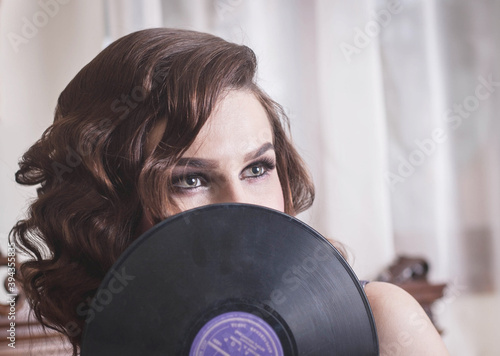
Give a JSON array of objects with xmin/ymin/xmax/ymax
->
[{"xmin": 0, "ymin": 0, "xmax": 498, "ymax": 354}]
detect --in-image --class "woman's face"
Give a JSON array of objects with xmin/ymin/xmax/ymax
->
[{"xmin": 170, "ymin": 90, "xmax": 285, "ymax": 213}]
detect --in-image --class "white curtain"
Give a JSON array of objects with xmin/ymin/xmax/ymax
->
[
  {"xmin": 0, "ymin": 1, "xmax": 105, "ymax": 253},
  {"xmin": 378, "ymin": 2, "xmax": 500, "ymax": 354},
  {"xmin": 1, "ymin": 1, "xmax": 499, "ymax": 354},
  {"xmin": 378, "ymin": 2, "xmax": 500, "ymax": 353}
]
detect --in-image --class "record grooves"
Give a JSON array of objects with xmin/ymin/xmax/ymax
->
[{"xmin": 81, "ymin": 203, "xmax": 379, "ymax": 355}]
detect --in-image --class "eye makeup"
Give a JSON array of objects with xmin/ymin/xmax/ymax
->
[{"xmin": 170, "ymin": 155, "xmax": 277, "ymax": 194}]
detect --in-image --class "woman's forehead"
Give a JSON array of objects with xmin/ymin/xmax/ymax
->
[
  {"xmin": 146, "ymin": 90, "xmax": 273, "ymax": 160},
  {"xmin": 181, "ymin": 90, "xmax": 273, "ymax": 160}
]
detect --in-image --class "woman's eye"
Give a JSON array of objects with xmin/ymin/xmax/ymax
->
[
  {"xmin": 242, "ymin": 164, "xmax": 267, "ymax": 178},
  {"xmin": 251, "ymin": 166, "xmax": 265, "ymax": 176},
  {"xmin": 173, "ymin": 176, "xmax": 203, "ymax": 189}
]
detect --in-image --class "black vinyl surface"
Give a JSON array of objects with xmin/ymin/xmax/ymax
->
[{"xmin": 81, "ymin": 203, "xmax": 378, "ymax": 355}]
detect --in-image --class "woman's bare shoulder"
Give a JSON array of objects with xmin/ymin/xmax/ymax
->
[{"xmin": 364, "ymin": 281, "xmax": 449, "ymax": 356}]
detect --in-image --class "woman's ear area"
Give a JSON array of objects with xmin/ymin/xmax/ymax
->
[{"xmin": 364, "ymin": 281, "xmax": 450, "ymax": 355}]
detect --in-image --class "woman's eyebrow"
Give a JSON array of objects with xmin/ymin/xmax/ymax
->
[
  {"xmin": 175, "ymin": 143, "xmax": 275, "ymax": 169},
  {"xmin": 244, "ymin": 142, "xmax": 275, "ymax": 161},
  {"xmin": 175, "ymin": 158, "xmax": 218, "ymax": 169}
]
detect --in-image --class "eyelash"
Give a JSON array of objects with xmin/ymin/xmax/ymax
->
[
  {"xmin": 243, "ymin": 157, "xmax": 276, "ymax": 180},
  {"xmin": 171, "ymin": 173, "xmax": 208, "ymax": 191},
  {"xmin": 171, "ymin": 158, "xmax": 276, "ymax": 192}
]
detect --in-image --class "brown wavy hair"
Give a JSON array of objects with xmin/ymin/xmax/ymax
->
[{"xmin": 9, "ymin": 28, "xmax": 314, "ymax": 353}]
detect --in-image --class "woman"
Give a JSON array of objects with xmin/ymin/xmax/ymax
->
[{"xmin": 11, "ymin": 28, "xmax": 448, "ymax": 355}]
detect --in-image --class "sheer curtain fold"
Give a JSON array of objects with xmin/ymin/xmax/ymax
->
[
  {"xmin": 314, "ymin": 0, "xmax": 395, "ymax": 279},
  {"xmin": 380, "ymin": 0, "xmax": 460, "ymax": 283},
  {"xmin": 105, "ymin": 0, "xmax": 163, "ymax": 42},
  {"xmin": 379, "ymin": 2, "xmax": 499, "ymax": 353}
]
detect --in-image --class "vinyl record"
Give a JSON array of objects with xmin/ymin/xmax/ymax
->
[{"xmin": 81, "ymin": 204, "xmax": 379, "ymax": 355}]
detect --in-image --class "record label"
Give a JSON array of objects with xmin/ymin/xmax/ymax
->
[{"xmin": 190, "ymin": 311, "xmax": 283, "ymax": 356}]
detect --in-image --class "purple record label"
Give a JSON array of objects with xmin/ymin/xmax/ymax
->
[{"xmin": 189, "ymin": 311, "xmax": 284, "ymax": 356}]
